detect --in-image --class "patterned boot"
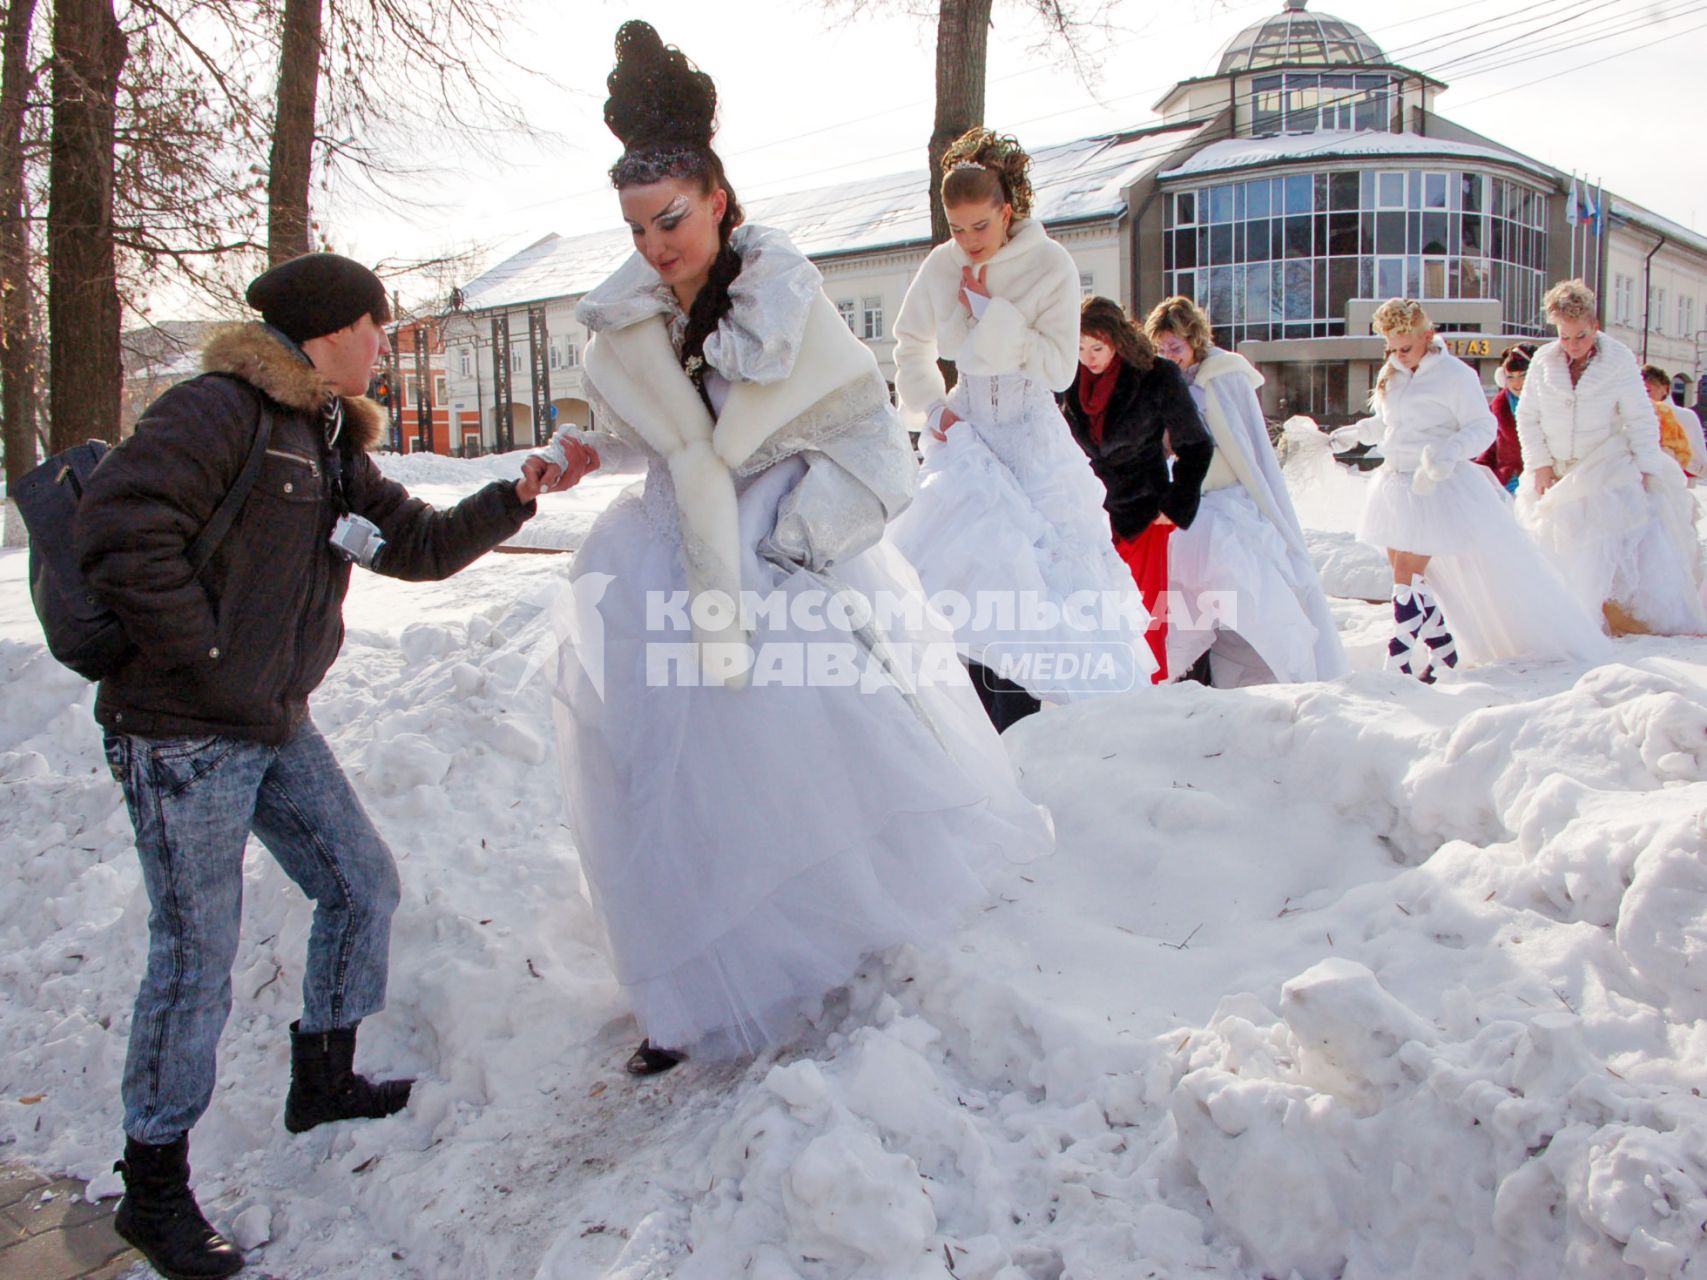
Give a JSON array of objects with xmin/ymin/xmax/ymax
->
[
  {"xmin": 1386, "ymin": 580, "xmax": 1431, "ymax": 682},
  {"xmin": 1414, "ymin": 581, "xmax": 1459, "ymax": 676}
]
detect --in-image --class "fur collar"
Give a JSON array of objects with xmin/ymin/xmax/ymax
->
[
  {"xmin": 584, "ymin": 291, "xmax": 882, "ymax": 685},
  {"xmin": 200, "ymin": 322, "xmax": 385, "ymax": 451},
  {"xmin": 577, "ymin": 224, "xmax": 822, "ymax": 385},
  {"xmin": 1194, "ymin": 346, "xmax": 1264, "ymax": 392}
]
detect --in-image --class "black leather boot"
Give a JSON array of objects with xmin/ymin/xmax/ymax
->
[
  {"xmin": 284, "ymin": 1020, "xmax": 413, "ymax": 1134},
  {"xmin": 624, "ymin": 1039, "xmax": 685, "ymax": 1076},
  {"xmin": 113, "ymin": 1135, "xmax": 243, "ymax": 1280}
]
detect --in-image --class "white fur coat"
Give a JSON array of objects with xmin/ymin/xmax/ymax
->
[
  {"xmin": 891, "ymin": 218, "xmax": 1082, "ymax": 429},
  {"xmin": 1516, "ymin": 331, "xmax": 1675, "ymax": 480},
  {"xmin": 575, "ymin": 229, "xmax": 910, "ymax": 685}
]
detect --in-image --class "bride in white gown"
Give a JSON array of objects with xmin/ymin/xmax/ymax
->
[
  {"xmin": 886, "ymin": 128, "xmax": 1152, "ymax": 729},
  {"xmin": 539, "ymin": 23, "xmax": 1051, "ymax": 1073}
]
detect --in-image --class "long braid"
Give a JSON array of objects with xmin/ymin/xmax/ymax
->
[{"xmin": 681, "ymin": 231, "xmax": 741, "ymax": 377}]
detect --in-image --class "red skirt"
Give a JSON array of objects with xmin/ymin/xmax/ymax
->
[{"xmin": 1114, "ymin": 521, "xmax": 1171, "ymax": 684}]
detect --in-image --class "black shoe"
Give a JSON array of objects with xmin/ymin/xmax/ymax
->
[
  {"xmin": 284, "ymin": 1020, "xmax": 413, "ymax": 1134},
  {"xmin": 624, "ymin": 1039, "xmax": 685, "ymax": 1076},
  {"xmin": 113, "ymin": 1135, "xmax": 243, "ymax": 1280},
  {"xmin": 1182, "ymin": 651, "xmax": 1213, "ymax": 686}
]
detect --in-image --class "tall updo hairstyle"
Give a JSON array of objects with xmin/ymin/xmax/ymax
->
[
  {"xmin": 940, "ymin": 128, "xmax": 1034, "ymax": 221},
  {"xmin": 603, "ymin": 20, "xmax": 745, "ymax": 385},
  {"xmin": 1080, "ymin": 295, "xmax": 1153, "ymax": 373}
]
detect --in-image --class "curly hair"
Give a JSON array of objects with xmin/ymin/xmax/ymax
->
[
  {"xmin": 939, "ymin": 128, "xmax": 1034, "ymax": 219},
  {"xmin": 1079, "ymin": 296, "xmax": 1152, "ymax": 373},
  {"xmin": 1369, "ymin": 299, "xmax": 1436, "ymax": 402},
  {"xmin": 1370, "ymin": 297, "xmax": 1431, "ymax": 338},
  {"xmin": 1142, "ymin": 295, "xmax": 1214, "ymax": 365},
  {"xmin": 1543, "ymin": 278, "xmax": 1596, "ymax": 324},
  {"xmin": 602, "ymin": 20, "xmax": 745, "ymax": 389}
]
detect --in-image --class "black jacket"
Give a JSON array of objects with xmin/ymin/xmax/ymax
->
[
  {"xmin": 1059, "ymin": 357, "xmax": 1213, "ymax": 539},
  {"xmin": 75, "ymin": 323, "xmax": 535, "ymax": 744}
]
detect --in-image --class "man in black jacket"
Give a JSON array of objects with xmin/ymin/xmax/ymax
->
[{"xmin": 75, "ymin": 253, "xmax": 597, "ymax": 1279}]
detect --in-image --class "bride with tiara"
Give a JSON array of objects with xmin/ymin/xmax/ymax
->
[
  {"xmin": 886, "ymin": 129, "xmax": 1153, "ymax": 730},
  {"xmin": 536, "ymin": 22, "xmax": 1051, "ymax": 1074}
]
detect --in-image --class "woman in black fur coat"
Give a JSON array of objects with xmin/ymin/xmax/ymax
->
[{"xmin": 1059, "ymin": 296, "xmax": 1212, "ymax": 680}]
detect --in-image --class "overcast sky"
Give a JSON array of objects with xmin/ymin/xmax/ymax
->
[{"xmin": 321, "ymin": 0, "xmax": 1706, "ymax": 308}]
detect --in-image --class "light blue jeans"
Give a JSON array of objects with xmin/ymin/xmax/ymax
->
[{"xmin": 103, "ymin": 721, "xmax": 400, "ymax": 1144}]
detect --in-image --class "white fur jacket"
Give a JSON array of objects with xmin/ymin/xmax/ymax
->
[
  {"xmin": 1359, "ymin": 339, "xmax": 1496, "ymax": 483},
  {"xmin": 891, "ymin": 217, "xmax": 1082, "ymax": 429},
  {"xmin": 568, "ymin": 224, "xmax": 915, "ymax": 673},
  {"xmin": 1516, "ymin": 331, "xmax": 1678, "ymax": 483}
]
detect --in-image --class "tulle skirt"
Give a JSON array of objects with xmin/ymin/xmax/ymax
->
[
  {"xmin": 888, "ymin": 415, "xmax": 1154, "ymax": 701},
  {"xmin": 1359, "ymin": 461, "xmax": 1613, "ymax": 666},
  {"xmin": 550, "ymin": 459, "xmax": 1054, "ymax": 1058},
  {"xmin": 1168, "ymin": 486, "xmax": 1322, "ymax": 684},
  {"xmin": 1358, "ymin": 461, "xmax": 1503, "ymax": 556},
  {"xmin": 1516, "ymin": 453, "xmax": 1707, "ymax": 636}
]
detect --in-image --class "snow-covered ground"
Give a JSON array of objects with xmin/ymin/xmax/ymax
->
[{"xmin": 3, "ymin": 442, "xmax": 1706, "ymax": 1279}]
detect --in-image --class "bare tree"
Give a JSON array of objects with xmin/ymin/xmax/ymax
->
[
  {"xmin": 2, "ymin": 0, "xmax": 41, "ymax": 537},
  {"xmin": 926, "ymin": 0, "xmax": 995, "ymax": 247},
  {"xmin": 830, "ymin": 0, "xmax": 1114, "ymax": 247},
  {"xmin": 266, "ymin": 0, "xmax": 545, "ymax": 268},
  {"xmin": 267, "ymin": 0, "xmax": 317, "ymax": 263},
  {"xmin": 48, "ymin": 0, "xmax": 125, "ymax": 452},
  {"xmin": 114, "ymin": 0, "xmax": 273, "ymax": 307}
]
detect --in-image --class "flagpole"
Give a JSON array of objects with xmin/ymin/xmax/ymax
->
[
  {"xmin": 1567, "ymin": 173, "xmax": 1579, "ymax": 280},
  {"xmin": 1594, "ymin": 175, "xmax": 1606, "ymax": 298}
]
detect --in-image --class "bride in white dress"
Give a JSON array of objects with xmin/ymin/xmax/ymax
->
[
  {"xmin": 1340, "ymin": 298, "xmax": 1610, "ymax": 680},
  {"xmin": 886, "ymin": 128, "xmax": 1152, "ymax": 729},
  {"xmin": 539, "ymin": 23, "xmax": 1051, "ymax": 1073},
  {"xmin": 1514, "ymin": 279, "xmax": 1707, "ymax": 635}
]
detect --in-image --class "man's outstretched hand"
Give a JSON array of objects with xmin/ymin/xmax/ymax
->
[{"xmin": 518, "ymin": 437, "xmax": 601, "ymax": 503}]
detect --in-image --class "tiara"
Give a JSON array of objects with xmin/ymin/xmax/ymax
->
[{"xmin": 949, "ymin": 161, "xmax": 986, "ymax": 173}]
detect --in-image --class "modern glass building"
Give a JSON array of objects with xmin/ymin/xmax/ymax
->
[{"xmin": 1128, "ymin": 0, "xmax": 1592, "ymax": 421}]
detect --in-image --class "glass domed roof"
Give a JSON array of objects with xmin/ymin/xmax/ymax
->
[{"xmin": 1216, "ymin": 0, "xmax": 1386, "ymax": 74}]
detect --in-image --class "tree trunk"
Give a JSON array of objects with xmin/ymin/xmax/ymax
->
[
  {"xmin": 927, "ymin": 0, "xmax": 993, "ymax": 248},
  {"xmin": 267, "ymin": 0, "xmax": 321, "ymax": 265},
  {"xmin": 48, "ymin": 0, "xmax": 125, "ymax": 454},
  {"xmin": 2, "ymin": 0, "xmax": 40, "ymax": 541}
]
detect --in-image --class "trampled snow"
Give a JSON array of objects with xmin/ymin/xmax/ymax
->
[{"xmin": 2, "ymin": 442, "xmax": 1705, "ymax": 1279}]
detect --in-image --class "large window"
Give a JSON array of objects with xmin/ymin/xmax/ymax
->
[
  {"xmin": 1163, "ymin": 167, "xmax": 1550, "ymax": 347},
  {"xmin": 1250, "ymin": 72, "xmax": 1396, "ymax": 136}
]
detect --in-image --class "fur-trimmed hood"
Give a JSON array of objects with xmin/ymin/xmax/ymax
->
[{"xmin": 200, "ymin": 322, "xmax": 386, "ymax": 451}]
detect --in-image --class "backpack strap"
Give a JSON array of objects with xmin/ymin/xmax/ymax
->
[{"xmin": 184, "ymin": 403, "xmax": 276, "ymax": 576}]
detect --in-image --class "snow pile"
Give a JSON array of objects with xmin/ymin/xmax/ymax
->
[
  {"xmin": 2, "ymin": 440, "xmax": 1706, "ymax": 1278},
  {"xmin": 527, "ymin": 659, "xmax": 1707, "ymax": 1280}
]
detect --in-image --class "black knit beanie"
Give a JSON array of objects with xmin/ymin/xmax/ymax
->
[{"xmin": 245, "ymin": 253, "xmax": 390, "ymax": 344}]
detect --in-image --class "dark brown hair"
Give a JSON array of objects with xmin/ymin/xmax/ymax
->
[
  {"xmin": 1642, "ymin": 363, "xmax": 1670, "ymax": 389},
  {"xmin": 603, "ymin": 21, "xmax": 745, "ymax": 384},
  {"xmin": 1500, "ymin": 342, "xmax": 1537, "ymax": 375},
  {"xmin": 1079, "ymin": 296, "xmax": 1152, "ymax": 372},
  {"xmin": 940, "ymin": 128, "xmax": 1034, "ymax": 219}
]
